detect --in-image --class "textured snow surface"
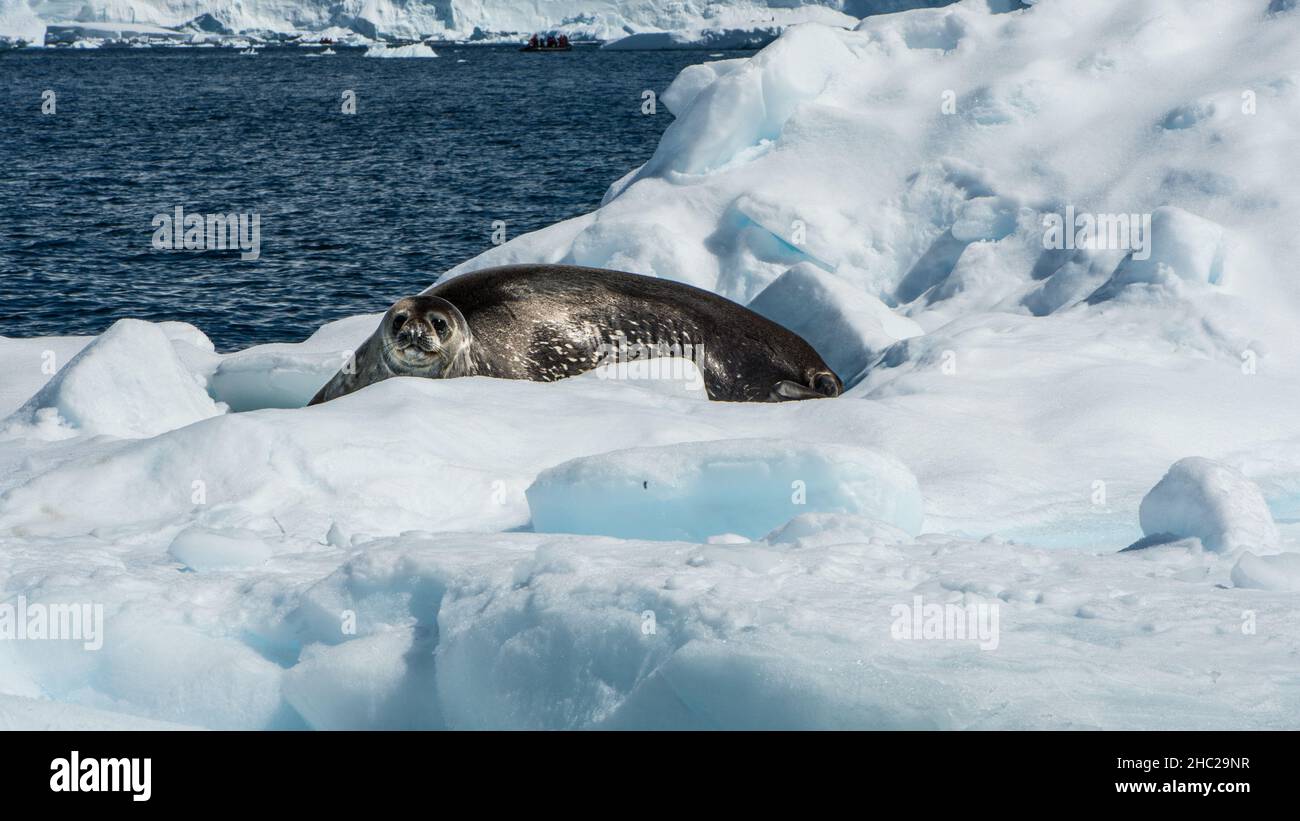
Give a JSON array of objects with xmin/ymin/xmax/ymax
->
[{"xmin": 1, "ymin": 0, "xmax": 1299, "ymax": 729}]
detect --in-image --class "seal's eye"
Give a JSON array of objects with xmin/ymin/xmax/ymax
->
[
  {"xmin": 431, "ymin": 316, "xmax": 449, "ymax": 338},
  {"xmin": 392, "ymin": 312, "xmax": 409, "ymax": 333}
]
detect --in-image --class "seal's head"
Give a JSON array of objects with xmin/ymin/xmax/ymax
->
[
  {"xmin": 381, "ymin": 295, "xmax": 471, "ymax": 376},
  {"xmin": 770, "ymin": 368, "xmax": 842, "ymax": 401}
]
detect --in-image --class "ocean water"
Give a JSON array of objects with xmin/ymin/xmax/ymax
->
[{"xmin": 0, "ymin": 45, "xmax": 726, "ymax": 350}]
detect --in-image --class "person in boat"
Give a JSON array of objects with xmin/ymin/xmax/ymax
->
[
  {"xmin": 527, "ymin": 34, "xmax": 539, "ymax": 49},
  {"xmin": 546, "ymin": 35, "xmax": 557, "ymax": 48},
  {"xmin": 558, "ymin": 34, "xmax": 569, "ymax": 48}
]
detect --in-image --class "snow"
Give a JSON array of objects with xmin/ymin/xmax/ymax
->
[
  {"xmin": 241, "ymin": 528, "xmax": 1300, "ymax": 729},
  {"xmin": 748, "ymin": 262, "xmax": 924, "ymax": 384},
  {"xmin": 1138, "ymin": 458, "xmax": 1281, "ymax": 555},
  {"xmin": 1088, "ymin": 206, "xmax": 1227, "ymax": 303},
  {"xmin": 526, "ymin": 438, "xmax": 924, "ymax": 541},
  {"xmin": 632, "ymin": 23, "xmax": 861, "ymax": 180},
  {"xmin": 0, "ymin": 0, "xmax": 44, "ymax": 43},
  {"xmin": 1230, "ymin": 551, "xmax": 1300, "ymax": 592},
  {"xmin": 659, "ymin": 57, "xmax": 748, "ymax": 116},
  {"xmin": 0, "ymin": 335, "xmax": 90, "ymax": 418},
  {"xmin": 1, "ymin": 319, "xmax": 224, "ymax": 441},
  {"xmin": 0, "ymin": 695, "xmax": 196, "ymax": 730},
  {"xmin": 283, "ymin": 630, "xmax": 440, "ymax": 729},
  {"xmin": 766, "ymin": 511, "xmax": 912, "ymax": 546},
  {"xmin": 599, "ymin": 4, "xmax": 860, "ymax": 51},
  {"xmin": 2, "ymin": 0, "xmax": 1300, "ymax": 729},
  {"xmin": 168, "ymin": 526, "xmax": 273, "ymax": 571}
]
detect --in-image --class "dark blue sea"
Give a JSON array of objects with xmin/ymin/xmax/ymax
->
[{"xmin": 0, "ymin": 45, "xmax": 726, "ymax": 350}]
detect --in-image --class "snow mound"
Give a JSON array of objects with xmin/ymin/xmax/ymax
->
[
  {"xmin": 283, "ymin": 629, "xmax": 439, "ymax": 730},
  {"xmin": 748, "ymin": 262, "xmax": 924, "ymax": 385},
  {"xmin": 1089, "ymin": 206, "xmax": 1227, "ymax": 302},
  {"xmin": 659, "ymin": 58, "xmax": 747, "ymax": 116},
  {"xmin": 1230, "ymin": 551, "xmax": 1300, "ymax": 592},
  {"xmin": 1138, "ymin": 457, "xmax": 1280, "ymax": 554},
  {"xmin": 1, "ymin": 319, "xmax": 223, "ymax": 440},
  {"xmin": 364, "ymin": 43, "xmax": 437, "ymax": 58},
  {"xmin": 169, "ymin": 526, "xmax": 272, "ymax": 571},
  {"xmin": 526, "ymin": 438, "xmax": 924, "ymax": 541},
  {"xmin": 641, "ymin": 23, "xmax": 858, "ymax": 177}
]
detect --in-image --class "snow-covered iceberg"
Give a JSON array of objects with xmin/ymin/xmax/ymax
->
[
  {"xmin": 0, "ymin": 0, "xmax": 44, "ymax": 44},
  {"xmin": 5, "ymin": 0, "xmax": 926, "ymax": 45},
  {"xmin": 364, "ymin": 42, "xmax": 436, "ymax": 57}
]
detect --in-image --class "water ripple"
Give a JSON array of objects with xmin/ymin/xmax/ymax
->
[{"xmin": 0, "ymin": 45, "xmax": 718, "ymax": 351}]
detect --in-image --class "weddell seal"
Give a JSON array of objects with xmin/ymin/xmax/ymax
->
[{"xmin": 308, "ymin": 264, "xmax": 842, "ymax": 405}]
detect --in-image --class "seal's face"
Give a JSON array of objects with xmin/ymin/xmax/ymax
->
[{"xmin": 381, "ymin": 295, "xmax": 470, "ymax": 376}]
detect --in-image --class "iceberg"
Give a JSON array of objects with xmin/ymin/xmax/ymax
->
[
  {"xmin": 0, "ymin": 0, "xmax": 43, "ymax": 43},
  {"xmin": 7, "ymin": 0, "xmax": 918, "ymax": 45},
  {"xmin": 526, "ymin": 438, "xmax": 924, "ymax": 541},
  {"xmin": 364, "ymin": 42, "xmax": 437, "ymax": 58}
]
